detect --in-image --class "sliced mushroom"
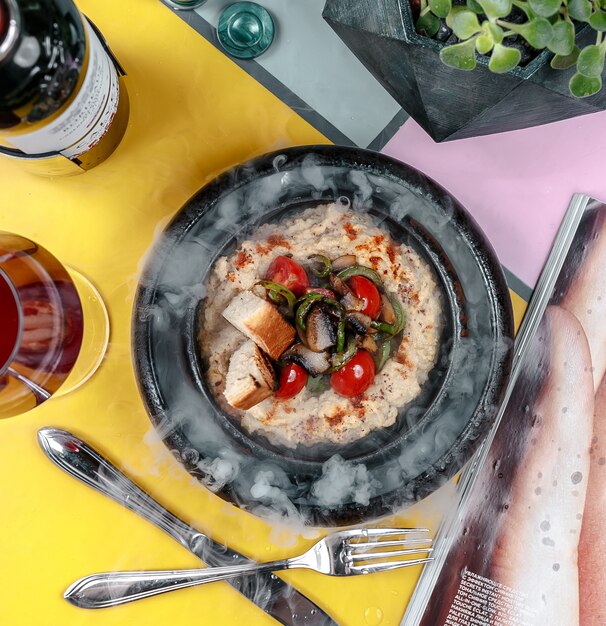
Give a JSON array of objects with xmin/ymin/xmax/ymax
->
[
  {"xmin": 251, "ymin": 283, "xmax": 267, "ymax": 300},
  {"xmin": 281, "ymin": 343, "xmax": 331, "ymax": 376},
  {"xmin": 346, "ymin": 311, "xmax": 372, "ymax": 335},
  {"xmin": 342, "ymin": 290, "xmax": 365, "ymax": 312},
  {"xmin": 328, "ymin": 273, "xmax": 365, "ymax": 311},
  {"xmin": 297, "ymin": 322, "xmax": 309, "ymax": 347},
  {"xmin": 331, "ymin": 254, "xmax": 357, "ymax": 272},
  {"xmin": 380, "ymin": 294, "xmax": 397, "ymax": 325},
  {"xmin": 328, "ymin": 272, "xmax": 349, "ymax": 296},
  {"xmin": 359, "ymin": 334, "xmax": 378, "ymax": 353},
  {"xmin": 306, "ymin": 305, "xmax": 336, "ymax": 352}
]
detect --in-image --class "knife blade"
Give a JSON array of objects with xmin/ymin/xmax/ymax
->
[{"xmin": 37, "ymin": 427, "xmax": 336, "ymax": 626}]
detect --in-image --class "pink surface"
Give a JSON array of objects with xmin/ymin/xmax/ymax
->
[{"xmin": 382, "ymin": 111, "xmax": 606, "ymax": 288}]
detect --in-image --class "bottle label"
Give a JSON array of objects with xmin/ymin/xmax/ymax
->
[{"xmin": 7, "ymin": 21, "xmax": 120, "ymax": 158}]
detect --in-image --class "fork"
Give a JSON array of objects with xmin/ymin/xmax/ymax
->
[{"xmin": 65, "ymin": 527, "xmax": 433, "ymax": 609}]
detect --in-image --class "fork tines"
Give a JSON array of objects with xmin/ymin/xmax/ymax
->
[{"xmin": 344, "ymin": 528, "xmax": 433, "ymax": 574}]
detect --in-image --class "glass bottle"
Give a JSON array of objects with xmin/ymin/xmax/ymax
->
[{"xmin": 0, "ymin": 0, "xmax": 129, "ymax": 175}]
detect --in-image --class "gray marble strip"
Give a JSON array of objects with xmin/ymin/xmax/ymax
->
[
  {"xmin": 502, "ymin": 265, "xmax": 533, "ymax": 301},
  {"xmin": 367, "ymin": 108, "xmax": 410, "ymax": 152},
  {"xmin": 194, "ymin": 0, "xmax": 402, "ymax": 147},
  {"xmin": 163, "ymin": 3, "xmax": 356, "ymax": 146}
]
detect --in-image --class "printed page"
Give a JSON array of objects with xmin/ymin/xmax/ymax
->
[{"xmin": 405, "ymin": 195, "xmax": 606, "ymax": 626}]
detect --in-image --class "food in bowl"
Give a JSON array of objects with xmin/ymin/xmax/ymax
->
[{"xmin": 198, "ymin": 203, "xmax": 444, "ymax": 448}]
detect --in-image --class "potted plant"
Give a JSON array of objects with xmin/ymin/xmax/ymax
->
[{"xmin": 323, "ymin": 0, "xmax": 606, "ymax": 141}]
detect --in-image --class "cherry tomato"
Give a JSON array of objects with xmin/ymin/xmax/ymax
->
[
  {"xmin": 347, "ymin": 276, "xmax": 381, "ymax": 319},
  {"xmin": 265, "ymin": 256, "xmax": 309, "ymax": 297},
  {"xmin": 330, "ymin": 350, "xmax": 375, "ymax": 398},
  {"xmin": 304, "ymin": 287, "xmax": 336, "ymax": 299},
  {"xmin": 275, "ymin": 363, "xmax": 308, "ymax": 399}
]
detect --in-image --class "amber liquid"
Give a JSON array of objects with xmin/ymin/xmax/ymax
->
[{"xmin": 0, "ymin": 233, "xmax": 84, "ymax": 417}]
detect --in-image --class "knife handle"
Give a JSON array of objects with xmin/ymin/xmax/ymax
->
[
  {"xmin": 38, "ymin": 427, "xmax": 338, "ymax": 626},
  {"xmin": 37, "ymin": 427, "xmax": 202, "ymax": 552}
]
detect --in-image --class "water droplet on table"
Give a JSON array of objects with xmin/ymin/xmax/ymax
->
[{"xmin": 364, "ymin": 606, "xmax": 384, "ymax": 625}]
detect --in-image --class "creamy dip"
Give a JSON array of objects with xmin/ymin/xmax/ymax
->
[{"xmin": 199, "ymin": 203, "xmax": 443, "ymax": 448}]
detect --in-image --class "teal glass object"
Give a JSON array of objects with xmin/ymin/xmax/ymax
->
[
  {"xmin": 164, "ymin": 0, "xmax": 208, "ymax": 10},
  {"xmin": 217, "ymin": 2, "xmax": 275, "ymax": 59}
]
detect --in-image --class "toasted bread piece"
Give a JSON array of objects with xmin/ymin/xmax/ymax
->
[
  {"xmin": 222, "ymin": 291, "xmax": 295, "ymax": 360},
  {"xmin": 223, "ymin": 340, "xmax": 277, "ymax": 410}
]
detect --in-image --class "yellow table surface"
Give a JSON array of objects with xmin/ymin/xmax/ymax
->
[{"xmin": 0, "ymin": 2, "xmax": 528, "ymax": 624}]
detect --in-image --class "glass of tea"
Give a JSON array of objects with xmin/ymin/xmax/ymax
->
[{"xmin": 0, "ymin": 233, "xmax": 109, "ymax": 418}]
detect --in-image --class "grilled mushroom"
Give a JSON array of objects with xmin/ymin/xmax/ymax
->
[
  {"xmin": 380, "ymin": 294, "xmax": 397, "ymax": 325},
  {"xmin": 331, "ymin": 254, "xmax": 357, "ymax": 271},
  {"xmin": 346, "ymin": 311, "xmax": 372, "ymax": 335},
  {"xmin": 329, "ymin": 273, "xmax": 364, "ymax": 311},
  {"xmin": 281, "ymin": 343, "xmax": 331, "ymax": 376},
  {"xmin": 359, "ymin": 334, "xmax": 378, "ymax": 353},
  {"xmin": 342, "ymin": 291, "xmax": 365, "ymax": 312},
  {"xmin": 328, "ymin": 272, "xmax": 349, "ymax": 296},
  {"xmin": 306, "ymin": 305, "xmax": 336, "ymax": 352}
]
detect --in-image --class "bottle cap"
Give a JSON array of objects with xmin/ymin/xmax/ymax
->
[
  {"xmin": 217, "ymin": 2, "xmax": 275, "ymax": 60},
  {"xmin": 163, "ymin": 0, "xmax": 208, "ymax": 11}
]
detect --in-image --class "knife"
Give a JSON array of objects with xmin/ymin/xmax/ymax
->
[{"xmin": 38, "ymin": 427, "xmax": 336, "ymax": 626}]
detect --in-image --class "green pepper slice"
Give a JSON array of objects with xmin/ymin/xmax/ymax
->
[
  {"xmin": 336, "ymin": 264, "xmax": 383, "ymax": 287},
  {"xmin": 307, "ymin": 254, "xmax": 332, "ymax": 278},
  {"xmin": 256, "ymin": 280, "xmax": 297, "ymax": 316},
  {"xmin": 371, "ymin": 294, "xmax": 405, "ymax": 335},
  {"xmin": 336, "ymin": 318, "xmax": 346, "ymax": 353},
  {"xmin": 331, "ymin": 335, "xmax": 358, "ymax": 371},
  {"xmin": 377, "ymin": 339, "xmax": 392, "ymax": 372}
]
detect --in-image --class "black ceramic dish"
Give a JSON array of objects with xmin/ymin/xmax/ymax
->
[{"xmin": 133, "ymin": 145, "xmax": 514, "ymax": 527}]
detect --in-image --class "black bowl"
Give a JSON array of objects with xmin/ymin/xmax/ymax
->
[{"xmin": 133, "ymin": 145, "xmax": 514, "ymax": 527}]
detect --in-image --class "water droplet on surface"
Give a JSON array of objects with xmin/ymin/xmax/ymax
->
[
  {"xmin": 571, "ymin": 471, "xmax": 583, "ymax": 484},
  {"xmin": 599, "ymin": 457, "xmax": 606, "ymax": 466},
  {"xmin": 535, "ymin": 487, "xmax": 542, "ymax": 495},
  {"xmin": 540, "ymin": 521, "xmax": 551, "ymax": 532},
  {"xmin": 542, "ymin": 537, "xmax": 555, "ymax": 547},
  {"xmin": 364, "ymin": 606, "xmax": 384, "ymax": 625},
  {"xmin": 310, "ymin": 609, "xmax": 317, "ymax": 615},
  {"xmin": 270, "ymin": 574, "xmax": 278, "ymax": 580},
  {"xmin": 553, "ymin": 563, "xmax": 560, "ymax": 571}
]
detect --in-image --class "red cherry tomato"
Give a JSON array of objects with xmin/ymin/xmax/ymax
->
[
  {"xmin": 347, "ymin": 276, "xmax": 381, "ymax": 319},
  {"xmin": 304, "ymin": 287, "xmax": 336, "ymax": 299},
  {"xmin": 275, "ymin": 363, "xmax": 308, "ymax": 399},
  {"xmin": 330, "ymin": 350, "xmax": 376, "ymax": 398},
  {"xmin": 265, "ymin": 256, "xmax": 309, "ymax": 297}
]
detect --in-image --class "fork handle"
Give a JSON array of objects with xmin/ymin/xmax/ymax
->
[{"xmin": 65, "ymin": 559, "xmax": 291, "ymax": 609}]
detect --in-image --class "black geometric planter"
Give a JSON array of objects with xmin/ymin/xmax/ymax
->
[{"xmin": 323, "ymin": 0, "xmax": 606, "ymax": 141}]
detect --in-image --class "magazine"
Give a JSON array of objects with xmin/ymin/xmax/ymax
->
[{"xmin": 403, "ymin": 193, "xmax": 606, "ymax": 626}]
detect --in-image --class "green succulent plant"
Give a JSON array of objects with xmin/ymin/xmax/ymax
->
[{"xmin": 415, "ymin": 0, "xmax": 606, "ymax": 97}]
